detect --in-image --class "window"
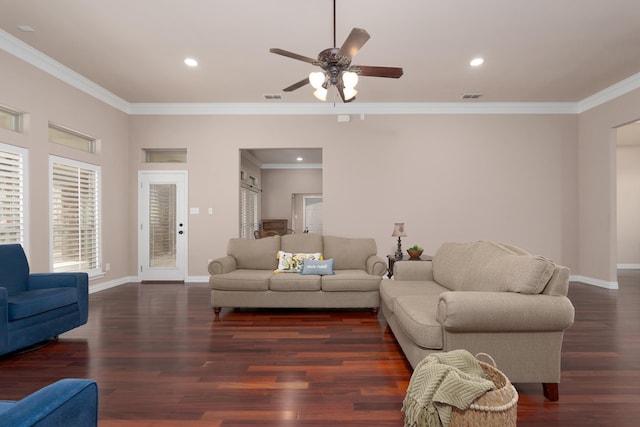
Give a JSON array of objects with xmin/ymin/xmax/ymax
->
[
  {"xmin": 143, "ymin": 148, "xmax": 187, "ymax": 163},
  {"xmin": 0, "ymin": 105, "xmax": 23, "ymax": 132},
  {"xmin": 0, "ymin": 143, "xmax": 27, "ymax": 246},
  {"xmin": 50, "ymin": 156, "xmax": 100, "ymax": 274},
  {"xmin": 48, "ymin": 122, "xmax": 96, "ymax": 153},
  {"xmin": 240, "ymin": 183, "xmax": 260, "ymax": 239}
]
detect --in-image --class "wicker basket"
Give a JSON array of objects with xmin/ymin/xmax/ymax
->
[{"xmin": 449, "ymin": 353, "xmax": 518, "ymax": 427}]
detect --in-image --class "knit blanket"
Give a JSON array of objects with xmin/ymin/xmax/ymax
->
[{"xmin": 402, "ymin": 350, "xmax": 496, "ymax": 427}]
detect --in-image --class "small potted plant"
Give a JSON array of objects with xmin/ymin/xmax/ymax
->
[{"xmin": 407, "ymin": 244, "xmax": 424, "ymax": 260}]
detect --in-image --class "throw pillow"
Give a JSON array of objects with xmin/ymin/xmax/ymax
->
[
  {"xmin": 275, "ymin": 251, "xmax": 323, "ymax": 273},
  {"xmin": 300, "ymin": 258, "xmax": 335, "ymax": 276}
]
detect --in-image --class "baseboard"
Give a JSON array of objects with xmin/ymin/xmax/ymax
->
[
  {"xmin": 187, "ymin": 275, "xmax": 209, "ymax": 283},
  {"xmin": 570, "ymin": 275, "xmax": 619, "ymax": 290},
  {"xmin": 89, "ymin": 276, "xmax": 137, "ymax": 294},
  {"xmin": 617, "ymin": 264, "xmax": 640, "ymax": 270}
]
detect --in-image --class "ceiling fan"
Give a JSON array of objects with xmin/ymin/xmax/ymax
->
[{"xmin": 269, "ymin": 0, "xmax": 403, "ymax": 103}]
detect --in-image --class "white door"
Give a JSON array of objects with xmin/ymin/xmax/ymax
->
[
  {"xmin": 303, "ymin": 196, "xmax": 323, "ymax": 234},
  {"xmin": 138, "ymin": 171, "xmax": 188, "ymax": 281}
]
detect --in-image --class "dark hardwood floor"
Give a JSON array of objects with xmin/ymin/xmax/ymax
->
[{"xmin": 1, "ymin": 273, "xmax": 639, "ymax": 426}]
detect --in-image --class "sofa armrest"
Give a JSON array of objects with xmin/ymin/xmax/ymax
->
[
  {"xmin": 0, "ymin": 288, "xmax": 7, "ymax": 348},
  {"xmin": 437, "ymin": 291, "xmax": 575, "ymax": 332},
  {"xmin": 28, "ymin": 273, "xmax": 89, "ymax": 324},
  {"xmin": 393, "ymin": 261, "xmax": 434, "ymax": 281},
  {"xmin": 0, "ymin": 379, "xmax": 98, "ymax": 427},
  {"xmin": 208, "ymin": 256, "xmax": 237, "ymax": 275},
  {"xmin": 366, "ymin": 255, "xmax": 387, "ymax": 276}
]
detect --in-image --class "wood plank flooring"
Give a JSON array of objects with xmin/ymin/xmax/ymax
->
[{"xmin": 1, "ymin": 273, "xmax": 639, "ymax": 426}]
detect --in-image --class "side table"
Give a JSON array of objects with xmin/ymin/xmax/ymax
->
[{"xmin": 386, "ymin": 254, "xmax": 433, "ymax": 279}]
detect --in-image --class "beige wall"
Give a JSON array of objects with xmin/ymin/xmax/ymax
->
[
  {"xmin": 129, "ymin": 114, "xmax": 579, "ymax": 276},
  {"xmin": 261, "ymin": 168, "xmax": 323, "ymax": 223},
  {"xmin": 5, "ymin": 45, "xmax": 640, "ymax": 286},
  {"xmin": 578, "ymin": 88, "xmax": 640, "ymax": 285},
  {"xmin": 0, "ymin": 50, "xmax": 131, "ymax": 286},
  {"xmin": 616, "ymin": 123, "xmax": 640, "ymax": 266}
]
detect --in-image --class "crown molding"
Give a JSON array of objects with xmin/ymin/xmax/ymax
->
[
  {"xmin": 577, "ymin": 71, "xmax": 640, "ymax": 113},
  {"xmin": 2, "ymin": 27, "xmax": 638, "ymax": 116},
  {"xmin": 261, "ymin": 163, "xmax": 323, "ymax": 169},
  {"xmin": 128, "ymin": 102, "xmax": 578, "ymax": 115},
  {"xmin": 0, "ymin": 29, "xmax": 130, "ymax": 114}
]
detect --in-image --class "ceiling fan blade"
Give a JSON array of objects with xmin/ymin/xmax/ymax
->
[
  {"xmin": 350, "ymin": 65, "xmax": 404, "ymax": 78},
  {"xmin": 270, "ymin": 48, "xmax": 318, "ymax": 65},
  {"xmin": 283, "ymin": 78, "xmax": 310, "ymax": 92},
  {"xmin": 337, "ymin": 28, "xmax": 370, "ymax": 59}
]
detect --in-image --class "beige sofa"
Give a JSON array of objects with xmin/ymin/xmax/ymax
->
[
  {"xmin": 380, "ymin": 241, "xmax": 575, "ymax": 401},
  {"xmin": 208, "ymin": 234, "xmax": 387, "ymax": 318}
]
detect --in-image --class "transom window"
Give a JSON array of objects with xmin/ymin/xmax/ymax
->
[
  {"xmin": 48, "ymin": 122, "xmax": 96, "ymax": 153},
  {"xmin": 0, "ymin": 105, "xmax": 23, "ymax": 133}
]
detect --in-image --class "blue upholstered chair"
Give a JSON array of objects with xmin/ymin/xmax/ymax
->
[
  {"xmin": 0, "ymin": 244, "xmax": 89, "ymax": 356},
  {"xmin": 0, "ymin": 379, "xmax": 98, "ymax": 427}
]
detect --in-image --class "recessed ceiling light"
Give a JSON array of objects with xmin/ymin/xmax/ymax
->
[
  {"xmin": 184, "ymin": 58, "xmax": 198, "ymax": 67},
  {"xmin": 296, "ymin": 157, "xmax": 303, "ymax": 162},
  {"xmin": 17, "ymin": 25, "xmax": 34, "ymax": 32},
  {"xmin": 470, "ymin": 57, "xmax": 484, "ymax": 67}
]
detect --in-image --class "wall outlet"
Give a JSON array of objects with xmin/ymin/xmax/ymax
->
[{"xmin": 105, "ymin": 263, "xmax": 111, "ymax": 271}]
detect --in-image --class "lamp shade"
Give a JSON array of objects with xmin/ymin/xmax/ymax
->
[
  {"xmin": 342, "ymin": 71, "xmax": 359, "ymax": 88},
  {"xmin": 343, "ymin": 87, "xmax": 357, "ymax": 101},
  {"xmin": 313, "ymin": 87, "xmax": 328, "ymax": 101},
  {"xmin": 309, "ymin": 71, "xmax": 326, "ymax": 89},
  {"xmin": 392, "ymin": 222, "xmax": 407, "ymax": 237}
]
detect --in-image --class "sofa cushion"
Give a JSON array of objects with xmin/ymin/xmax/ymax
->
[
  {"xmin": 300, "ymin": 259, "xmax": 335, "ymax": 276},
  {"xmin": 323, "ymin": 236, "xmax": 377, "ymax": 270},
  {"xmin": 227, "ymin": 236, "xmax": 280, "ymax": 270},
  {"xmin": 269, "ymin": 273, "xmax": 322, "ymax": 291},
  {"xmin": 394, "ymin": 295, "xmax": 443, "ymax": 349},
  {"xmin": 210, "ymin": 270, "xmax": 272, "ymax": 291},
  {"xmin": 462, "ymin": 241, "xmax": 555, "ymax": 294},
  {"xmin": 7, "ymin": 288, "xmax": 77, "ymax": 321},
  {"xmin": 321, "ymin": 270, "xmax": 380, "ymax": 292},
  {"xmin": 281, "ymin": 233, "xmax": 324, "ymax": 254},
  {"xmin": 380, "ymin": 280, "xmax": 449, "ymax": 315},
  {"xmin": 275, "ymin": 251, "xmax": 322, "ymax": 273},
  {"xmin": 432, "ymin": 242, "xmax": 478, "ymax": 291}
]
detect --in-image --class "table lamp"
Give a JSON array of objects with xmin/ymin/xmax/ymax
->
[{"xmin": 392, "ymin": 223, "xmax": 407, "ymax": 261}]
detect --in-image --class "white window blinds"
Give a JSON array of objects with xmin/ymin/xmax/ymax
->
[
  {"xmin": 0, "ymin": 143, "xmax": 27, "ymax": 245},
  {"xmin": 240, "ymin": 184, "xmax": 260, "ymax": 239},
  {"xmin": 50, "ymin": 156, "xmax": 100, "ymax": 273}
]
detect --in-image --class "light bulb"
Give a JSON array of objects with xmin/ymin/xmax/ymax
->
[
  {"xmin": 313, "ymin": 87, "xmax": 328, "ymax": 101},
  {"xmin": 342, "ymin": 71, "xmax": 359, "ymax": 88},
  {"xmin": 343, "ymin": 87, "xmax": 357, "ymax": 101},
  {"xmin": 309, "ymin": 71, "xmax": 326, "ymax": 89}
]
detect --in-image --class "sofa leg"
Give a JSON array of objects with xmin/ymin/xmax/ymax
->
[
  {"xmin": 371, "ymin": 307, "xmax": 379, "ymax": 315},
  {"xmin": 213, "ymin": 307, "xmax": 221, "ymax": 320},
  {"xmin": 543, "ymin": 383, "xmax": 559, "ymax": 401}
]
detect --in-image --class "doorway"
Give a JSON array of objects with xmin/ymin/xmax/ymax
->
[{"xmin": 138, "ymin": 171, "xmax": 188, "ymax": 281}]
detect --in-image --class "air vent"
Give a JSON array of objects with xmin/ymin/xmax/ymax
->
[
  {"xmin": 461, "ymin": 93, "xmax": 483, "ymax": 99},
  {"xmin": 263, "ymin": 94, "xmax": 283, "ymax": 100}
]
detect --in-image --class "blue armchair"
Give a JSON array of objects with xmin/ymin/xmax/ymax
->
[
  {"xmin": 0, "ymin": 379, "xmax": 98, "ymax": 427},
  {"xmin": 0, "ymin": 244, "xmax": 89, "ymax": 356}
]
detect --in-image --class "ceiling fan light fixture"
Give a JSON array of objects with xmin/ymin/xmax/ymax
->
[
  {"xmin": 342, "ymin": 71, "xmax": 359, "ymax": 88},
  {"xmin": 313, "ymin": 87, "xmax": 328, "ymax": 101},
  {"xmin": 343, "ymin": 87, "xmax": 357, "ymax": 101},
  {"xmin": 309, "ymin": 71, "xmax": 326, "ymax": 89}
]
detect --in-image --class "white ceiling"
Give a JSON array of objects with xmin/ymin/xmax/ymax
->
[{"xmin": 2, "ymin": 0, "xmax": 640, "ymax": 105}]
